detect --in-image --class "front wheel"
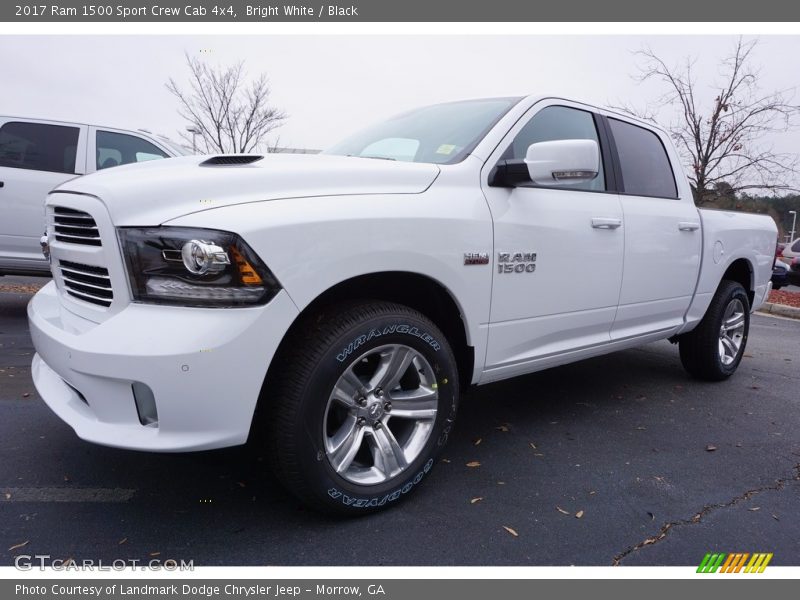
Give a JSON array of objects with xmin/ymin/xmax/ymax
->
[
  {"xmin": 265, "ymin": 301, "xmax": 459, "ymax": 514},
  {"xmin": 679, "ymin": 280, "xmax": 750, "ymax": 381}
]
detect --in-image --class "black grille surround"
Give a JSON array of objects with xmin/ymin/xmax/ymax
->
[
  {"xmin": 52, "ymin": 207, "xmax": 101, "ymax": 246},
  {"xmin": 59, "ymin": 260, "xmax": 113, "ymax": 307}
]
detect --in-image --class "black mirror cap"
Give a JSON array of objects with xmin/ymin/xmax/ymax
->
[{"xmin": 488, "ymin": 159, "xmax": 531, "ymax": 187}]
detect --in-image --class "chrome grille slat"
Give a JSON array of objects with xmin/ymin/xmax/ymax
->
[
  {"xmin": 61, "ymin": 274, "xmax": 113, "ymax": 293},
  {"xmin": 51, "ymin": 207, "xmax": 101, "ymax": 247},
  {"xmin": 59, "ymin": 266, "xmax": 110, "ymax": 281},
  {"xmin": 58, "ymin": 259, "xmax": 113, "ymax": 308},
  {"xmin": 55, "ymin": 223, "xmax": 98, "ymax": 230},
  {"xmin": 66, "ymin": 289, "xmax": 112, "ymax": 307}
]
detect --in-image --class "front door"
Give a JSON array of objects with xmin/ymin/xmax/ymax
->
[{"xmin": 480, "ymin": 102, "xmax": 624, "ymax": 382}]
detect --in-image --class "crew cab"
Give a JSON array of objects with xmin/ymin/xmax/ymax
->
[
  {"xmin": 0, "ymin": 116, "xmax": 188, "ymax": 276},
  {"xmin": 27, "ymin": 96, "xmax": 777, "ymax": 514}
]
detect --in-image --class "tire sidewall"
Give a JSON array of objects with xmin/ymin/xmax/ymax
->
[
  {"xmin": 715, "ymin": 284, "xmax": 750, "ymax": 376},
  {"xmin": 293, "ymin": 310, "xmax": 458, "ymax": 512}
]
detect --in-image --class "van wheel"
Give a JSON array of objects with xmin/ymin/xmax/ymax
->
[
  {"xmin": 264, "ymin": 301, "xmax": 459, "ymax": 514},
  {"xmin": 679, "ymin": 281, "xmax": 750, "ymax": 381}
]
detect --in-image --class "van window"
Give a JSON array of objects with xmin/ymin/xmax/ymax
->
[
  {"xmin": 608, "ymin": 118, "xmax": 678, "ymax": 199},
  {"xmin": 0, "ymin": 121, "xmax": 79, "ymax": 174},
  {"xmin": 96, "ymin": 131, "xmax": 168, "ymax": 170}
]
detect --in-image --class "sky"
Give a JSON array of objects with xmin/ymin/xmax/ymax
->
[{"xmin": 2, "ymin": 34, "xmax": 800, "ymax": 160}]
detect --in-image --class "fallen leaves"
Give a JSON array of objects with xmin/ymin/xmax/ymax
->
[
  {"xmin": 8, "ymin": 540, "xmax": 29, "ymax": 552},
  {"xmin": 748, "ymin": 507, "xmax": 760, "ymax": 512},
  {"xmin": 529, "ymin": 442, "xmax": 537, "ymax": 450},
  {"xmin": 502, "ymin": 526, "xmax": 519, "ymax": 537},
  {"xmin": 473, "ymin": 438, "xmax": 482, "ymax": 446},
  {"xmin": 470, "ymin": 497, "xmax": 483, "ymax": 504},
  {"xmin": 149, "ymin": 551, "xmax": 161, "ymax": 557},
  {"xmin": 556, "ymin": 506, "xmax": 570, "ymax": 516},
  {"xmin": 575, "ymin": 510, "xmax": 584, "ymax": 519},
  {"xmin": 22, "ymin": 392, "xmax": 30, "ymax": 398},
  {"xmin": 705, "ymin": 444, "xmax": 717, "ymax": 452},
  {"xmin": 3, "ymin": 492, "xmax": 10, "ymax": 500},
  {"xmin": 118, "ymin": 538, "xmax": 128, "ymax": 545},
  {"xmin": 465, "ymin": 461, "xmax": 481, "ymax": 468},
  {"xmin": 495, "ymin": 424, "xmax": 510, "ymax": 432}
]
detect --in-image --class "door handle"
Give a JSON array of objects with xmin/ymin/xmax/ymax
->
[
  {"xmin": 678, "ymin": 222, "xmax": 700, "ymax": 231},
  {"xmin": 591, "ymin": 217, "xmax": 622, "ymax": 230}
]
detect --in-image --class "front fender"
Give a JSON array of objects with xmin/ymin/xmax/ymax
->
[{"xmin": 167, "ymin": 191, "xmax": 494, "ymax": 379}]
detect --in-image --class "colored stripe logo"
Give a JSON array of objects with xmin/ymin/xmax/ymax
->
[{"xmin": 697, "ymin": 552, "xmax": 773, "ymax": 573}]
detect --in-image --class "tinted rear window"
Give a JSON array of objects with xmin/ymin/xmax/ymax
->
[
  {"xmin": 609, "ymin": 118, "xmax": 677, "ymax": 199},
  {"xmin": 0, "ymin": 121, "xmax": 79, "ymax": 174}
]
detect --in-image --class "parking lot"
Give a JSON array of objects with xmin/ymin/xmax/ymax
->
[{"xmin": 1, "ymin": 280, "xmax": 798, "ymax": 566}]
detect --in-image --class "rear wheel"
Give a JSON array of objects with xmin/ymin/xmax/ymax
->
[
  {"xmin": 265, "ymin": 301, "xmax": 459, "ymax": 514},
  {"xmin": 679, "ymin": 281, "xmax": 750, "ymax": 381}
]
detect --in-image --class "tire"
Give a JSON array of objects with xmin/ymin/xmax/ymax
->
[
  {"xmin": 264, "ymin": 301, "xmax": 459, "ymax": 514},
  {"xmin": 679, "ymin": 280, "xmax": 750, "ymax": 381}
]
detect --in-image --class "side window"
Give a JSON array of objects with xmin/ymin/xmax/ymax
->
[
  {"xmin": 504, "ymin": 105, "xmax": 605, "ymax": 192},
  {"xmin": 0, "ymin": 121, "xmax": 79, "ymax": 174},
  {"xmin": 96, "ymin": 131, "xmax": 168, "ymax": 170},
  {"xmin": 608, "ymin": 118, "xmax": 678, "ymax": 199}
]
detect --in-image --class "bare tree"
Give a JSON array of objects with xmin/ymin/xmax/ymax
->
[
  {"xmin": 614, "ymin": 38, "xmax": 800, "ymax": 205},
  {"xmin": 167, "ymin": 54, "xmax": 286, "ymax": 154}
]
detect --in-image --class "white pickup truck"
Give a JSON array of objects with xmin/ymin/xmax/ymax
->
[{"xmin": 28, "ymin": 96, "xmax": 777, "ymax": 514}]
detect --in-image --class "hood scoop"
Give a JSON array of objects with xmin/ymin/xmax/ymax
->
[{"xmin": 200, "ymin": 155, "xmax": 263, "ymax": 166}]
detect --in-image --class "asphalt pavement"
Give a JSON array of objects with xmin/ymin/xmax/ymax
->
[{"xmin": 1, "ymin": 281, "xmax": 798, "ymax": 566}]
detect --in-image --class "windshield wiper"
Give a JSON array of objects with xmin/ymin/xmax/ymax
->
[{"xmin": 346, "ymin": 154, "xmax": 397, "ymax": 161}]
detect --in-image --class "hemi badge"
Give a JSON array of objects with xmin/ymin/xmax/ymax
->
[{"xmin": 464, "ymin": 252, "xmax": 489, "ymax": 266}]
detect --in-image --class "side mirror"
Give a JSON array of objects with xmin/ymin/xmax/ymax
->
[{"xmin": 524, "ymin": 139, "xmax": 599, "ymax": 186}]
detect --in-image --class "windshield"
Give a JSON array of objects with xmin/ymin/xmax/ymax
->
[
  {"xmin": 159, "ymin": 138, "xmax": 193, "ymax": 156},
  {"xmin": 324, "ymin": 97, "xmax": 521, "ymax": 164}
]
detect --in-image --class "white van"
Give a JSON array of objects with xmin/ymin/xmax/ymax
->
[{"xmin": 0, "ymin": 117, "xmax": 188, "ymax": 276}]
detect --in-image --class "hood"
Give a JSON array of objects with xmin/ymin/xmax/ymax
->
[{"xmin": 50, "ymin": 153, "xmax": 440, "ymax": 225}]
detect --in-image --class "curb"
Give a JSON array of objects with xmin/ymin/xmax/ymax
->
[{"xmin": 757, "ymin": 302, "xmax": 800, "ymax": 320}]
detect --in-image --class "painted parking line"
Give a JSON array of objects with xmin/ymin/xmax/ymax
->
[{"xmin": 1, "ymin": 487, "xmax": 135, "ymax": 502}]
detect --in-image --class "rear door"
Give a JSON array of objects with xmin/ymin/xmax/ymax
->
[
  {"xmin": 87, "ymin": 127, "xmax": 171, "ymax": 173},
  {"xmin": 605, "ymin": 117, "xmax": 702, "ymax": 339},
  {"xmin": 480, "ymin": 101, "xmax": 624, "ymax": 381},
  {"xmin": 0, "ymin": 119, "xmax": 86, "ymax": 269}
]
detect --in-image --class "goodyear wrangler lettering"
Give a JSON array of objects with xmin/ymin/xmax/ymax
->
[
  {"xmin": 336, "ymin": 325, "xmax": 441, "ymax": 362},
  {"xmin": 328, "ymin": 459, "xmax": 434, "ymax": 507}
]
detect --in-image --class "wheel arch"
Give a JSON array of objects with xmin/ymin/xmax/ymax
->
[
  {"xmin": 249, "ymin": 271, "xmax": 476, "ymax": 443},
  {"xmin": 721, "ymin": 257, "xmax": 755, "ymax": 306},
  {"xmin": 292, "ymin": 271, "xmax": 474, "ymax": 388}
]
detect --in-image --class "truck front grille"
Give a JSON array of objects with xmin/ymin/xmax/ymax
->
[
  {"xmin": 58, "ymin": 260, "xmax": 113, "ymax": 307},
  {"xmin": 51, "ymin": 207, "xmax": 102, "ymax": 246}
]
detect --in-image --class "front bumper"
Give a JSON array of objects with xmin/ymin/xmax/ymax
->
[{"xmin": 28, "ymin": 282, "xmax": 298, "ymax": 452}]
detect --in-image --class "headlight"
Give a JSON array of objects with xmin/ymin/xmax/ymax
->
[{"xmin": 117, "ymin": 227, "xmax": 281, "ymax": 307}]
